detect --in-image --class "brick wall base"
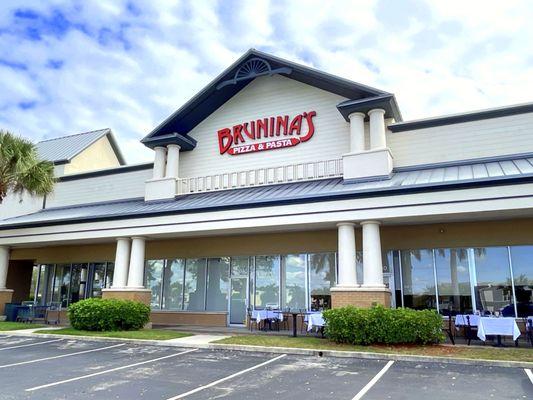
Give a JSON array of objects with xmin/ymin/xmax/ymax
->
[
  {"xmin": 151, "ymin": 311, "xmax": 228, "ymax": 327},
  {"xmin": 0, "ymin": 289, "xmax": 14, "ymax": 315},
  {"xmin": 101, "ymin": 288, "xmax": 151, "ymax": 305},
  {"xmin": 331, "ymin": 287, "xmax": 391, "ymax": 308}
]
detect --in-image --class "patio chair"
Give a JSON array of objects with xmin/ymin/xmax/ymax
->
[
  {"xmin": 442, "ymin": 309, "xmax": 455, "ymax": 345},
  {"xmin": 299, "ymin": 309, "xmax": 308, "ymax": 334},
  {"xmin": 247, "ymin": 307, "xmax": 259, "ymax": 332},
  {"xmin": 276, "ymin": 308, "xmax": 290, "ymax": 331},
  {"xmin": 16, "ymin": 305, "xmax": 33, "ymax": 323},
  {"xmin": 465, "ymin": 315, "xmax": 478, "ymax": 346},
  {"xmin": 46, "ymin": 302, "xmax": 62, "ymax": 325},
  {"xmin": 526, "ymin": 318, "xmax": 533, "ymax": 347},
  {"xmin": 32, "ymin": 306, "xmax": 48, "ymax": 324}
]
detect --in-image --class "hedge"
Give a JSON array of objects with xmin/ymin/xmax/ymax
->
[
  {"xmin": 323, "ymin": 305, "xmax": 445, "ymax": 345},
  {"xmin": 68, "ymin": 298, "xmax": 150, "ymax": 331}
]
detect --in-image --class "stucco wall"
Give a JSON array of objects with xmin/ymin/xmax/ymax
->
[
  {"xmin": 10, "ymin": 218, "xmax": 533, "ymax": 264},
  {"xmin": 64, "ymin": 136, "xmax": 121, "ymax": 175}
]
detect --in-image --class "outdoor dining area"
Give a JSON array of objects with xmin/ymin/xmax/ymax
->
[
  {"xmin": 247, "ymin": 307, "xmax": 326, "ymax": 337},
  {"xmin": 444, "ymin": 312, "xmax": 533, "ymax": 347},
  {"xmin": 3, "ymin": 301, "xmax": 63, "ymax": 325}
]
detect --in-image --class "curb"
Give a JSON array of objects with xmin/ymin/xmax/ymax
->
[{"xmin": 2, "ymin": 331, "xmax": 532, "ymax": 369}]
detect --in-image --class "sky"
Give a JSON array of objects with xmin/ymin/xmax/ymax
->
[{"xmin": 0, "ymin": 0, "xmax": 532, "ymax": 164}]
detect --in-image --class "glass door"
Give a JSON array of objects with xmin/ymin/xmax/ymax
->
[{"xmin": 229, "ymin": 257, "xmax": 249, "ymax": 325}]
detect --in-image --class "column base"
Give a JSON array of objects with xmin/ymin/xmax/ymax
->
[
  {"xmin": 102, "ymin": 288, "xmax": 151, "ymax": 306},
  {"xmin": 0, "ymin": 289, "xmax": 14, "ymax": 315},
  {"xmin": 331, "ymin": 286, "xmax": 391, "ymax": 308}
]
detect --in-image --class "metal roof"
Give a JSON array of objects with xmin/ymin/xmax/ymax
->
[
  {"xmin": 2, "ymin": 154, "xmax": 533, "ymax": 229},
  {"xmin": 36, "ymin": 129, "xmax": 126, "ymax": 165}
]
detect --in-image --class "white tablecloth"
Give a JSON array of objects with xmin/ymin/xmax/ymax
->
[
  {"xmin": 455, "ymin": 314, "xmax": 480, "ymax": 329},
  {"xmin": 477, "ymin": 317, "xmax": 521, "ymax": 341},
  {"xmin": 307, "ymin": 313, "xmax": 325, "ymax": 331},
  {"xmin": 252, "ymin": 310, "xmax": 283, "ymax": 323}
]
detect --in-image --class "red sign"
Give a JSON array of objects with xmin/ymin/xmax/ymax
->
[{"xmin": 217, "ymin": 111, "xmax": 317, "ymax": 156}]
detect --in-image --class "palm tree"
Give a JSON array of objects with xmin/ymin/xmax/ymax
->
[{"xmin": 0, "ymin": 130, "xmax": 55, "ymax": 203}]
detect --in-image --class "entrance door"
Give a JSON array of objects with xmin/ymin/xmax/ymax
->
[
  {"xmin": 230, "ymin": 277, "xmax": 248, "ymax": 324},
  {"xmin": 383, "ymin": 272, "xmax": 396, "ymax": 308}
]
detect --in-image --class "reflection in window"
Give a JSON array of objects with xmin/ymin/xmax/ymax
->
[
  {"xmin": 162, "ymin": 259, "xmax": 185, "ymax": 310},
  {"xmin": 281, "ymin": 254, "xmax": 306, "ymax": 310},
  {"xmin": 90, "ymin": 263, "xmax": 106, "ymax": 298},
  {"xmin": 206, "ymin": 258, "xmax": 230, "ymax": 311},
  {"xmin": 105, "ymin": 262, "xmax": 114, "ymax": 289},
  {"xmin": 254, "ymin": 256, "xmax": 280, "ymax": 308},
  {"xmin": 183, "ymin": 259, "xmax": 207, "ymax": 311},
  {"xmin": 510, "ymin": 246, "xmax": 533, "ymax": 317},
  {"xmin": 145, "ymin": 260, "xmax": 164, "ymax": 309},
  {"xmin": 474, "ymin": 247, "xmax": 514, "ymax": 316},
  {"xmin": 401, "ymin": 250, "xmax": 436, "ymax": 310},
  {"xmin": 356, "ymin": 251, "xmax": 363, "ymax": 285},
  {"xmin": 435, "ymin": 249, "xmax": 472, "ymax": 315},
  {"xmin": 53, "ymin": 264, "xmax": 71, "ymax": 307},
  {"xmin": 309, "ymin": 253, "xmax": 336, "ymax": 310}
]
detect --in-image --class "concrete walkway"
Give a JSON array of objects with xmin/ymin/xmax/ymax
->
[{"xmin": 166, "ymin": 334, "xmax": 230, "ymax": 345}]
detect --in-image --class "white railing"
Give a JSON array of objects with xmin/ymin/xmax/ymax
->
[{"xmin": 177, "ymin": 158, "xmax": 343, "ymax": 195}]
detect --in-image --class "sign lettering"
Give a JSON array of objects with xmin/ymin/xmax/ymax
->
[{"xmin": 217, "ymin": 111, "xmax": 317, "ymax": 156}]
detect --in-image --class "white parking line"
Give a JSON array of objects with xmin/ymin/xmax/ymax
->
[
  {"xmin": 351, "ymin": 360, "xmax": 394, "ymax": 400},
  {"xmin": 26, "ymin": 348, "xmax": 198, "ymax": 392},
  {"xmin": 165, "ymin": 353, "xmax": 287, "ymax": 400},
  {"xmin": 0, "ymin": 342, "xmax": 126, "ymax": 368},
  {"xmin": 0, "ymin": 338, "xmax": 63, "ymax": 351},
  {"xmin": 525, "ymin": 369, "xmax": 533, "ymax": 385}
]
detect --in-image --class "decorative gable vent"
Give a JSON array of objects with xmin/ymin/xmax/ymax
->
[{"xmin": 216, "ymin": 57, "xmax": 291, "ymax": 89}]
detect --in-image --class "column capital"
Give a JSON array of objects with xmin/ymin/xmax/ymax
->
[
  {"xmin": 368, "ymin": 108, "xmax": 386, "ymax": 116},
  {"xmin": 360, "ymin": 220, "xmax": 381, "ymax": 226},
  {"xmin": 115, "ymin": 237, "xmax": 130, "ymax": 242},
  {"xmin": 153, "ymin": 146, "xmax": 167, "ymax": 151},
  {"xmin": 336, "ymin": 222, "xmax": 356, "ymax": 228},
  {"xmin": 348, "ymin": 112, "xmax": 366, "ymax": 120},
  {"xmin": 130, "ymin": 236, "xmax": 146, "ymax": 241},
  {"xmin": 167, "ymin": 144, "xmax": 181, "ymax": 150}
]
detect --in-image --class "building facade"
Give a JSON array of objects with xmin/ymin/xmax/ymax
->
[{"xmin": 0, "ymin": 49, "xmax": 532, "ymax": 326}]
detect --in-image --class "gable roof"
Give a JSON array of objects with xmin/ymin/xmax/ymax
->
[
  {"xmin": 36, "ymin": 128, "xmax": 126, "ymax": 165},
  {"xmin": 142, "ymin": 49, "xmax": 401, "ymax": 149}
]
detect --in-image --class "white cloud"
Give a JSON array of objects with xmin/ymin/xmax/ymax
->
[{"xmin": 0, "ymin": 0, "xmax": 532, "ymax": 163}]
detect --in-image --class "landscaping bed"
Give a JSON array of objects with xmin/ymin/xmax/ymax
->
[{"xmin": 214, "ymin": 335, "xmax": 533, "ymax": 362}]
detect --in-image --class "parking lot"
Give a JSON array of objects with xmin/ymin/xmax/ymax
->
[{"xmin": 0, "ymin": 335, "xmax": 530, "ymax": 399}]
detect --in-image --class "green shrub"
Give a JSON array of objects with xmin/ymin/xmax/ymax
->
[
  {"xmin": 323, "ymin": 305, "xmax": 444, "ymax": 345},
  {"xmin": 68, "ymin": 298, "xmax": 150, "ymax": 331}
]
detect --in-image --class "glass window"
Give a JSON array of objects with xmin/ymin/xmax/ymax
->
[
  {"xmin": 435, "ymin": 249, "xmax": 473, "ymax": 315},
  {"xmin": 89, "ymin": 263, "xmax": 106, "ymax": 298},
  {"xmin": 162, "ymin": 259, "xmax": 185, "ymax": 310},
  {"xmin": 392, "ymin": 251, "xmax": 402, "ymax": 307},
  {"xmin": 509, "ymin": 246, "xmax": 533, "ymax": 317},
  {"xmin": 28, "ymin": 265, "xmax": 40, "ymax": 302},
  {"xmin": 254, "ymin": 255, "xmax": 280, "ymax": 309},
  {"xmin": 145, "ymin": 260, "xmax": 164, "ymax": 309},
  {"xmin": 206, "ymin": 258, "xmax": 230, "ymax": 311},
  {"xmin": 281, "ymin": 254, "xmax": 306, "ymax": 310},
  {"xmin": 473, "ymin": 247, "xmax": 514, "ymax": 316},
  {"xmin": 356, "ymin": 251, "xmax": 363, "ymax": 285},
  {"xmin": 183, "ymin": 258, "xmax": 207, "ymax": 311},
  {"xmin": 309, "ymin": 253, "xmax": 336, "ymax": 311},
  {"xmin": 231, "ymin": 257, "xmax": 249, "ymax": 277},
  {"xmin": 400, "ymin": 250, "xmax": 437, "ymax": 310},
  {"xmin": 70, "ymin": 264, "xmax": 88, "ymax": 304},
  {"xmin": 105, "ymin": 262, "xmax": 114, "ymax": 288},
  {"xmin": 38, "ymin": 264, "xmax": 55, "ymax": 305},
  {"xmin": 52, "ymin": 264, "xmax": 71, "ymax": 307}
]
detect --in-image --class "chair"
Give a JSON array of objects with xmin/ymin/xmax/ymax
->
[
  {"xmin": 16, "ymin": 305, "xmax": 33, "ymax": 323},
  {"xmin": 46, "ymin": 302, "xmax": 62, "ymax": 325},
  {"xmin": 299, "ymin": 309, "xmax": 308, "ymax": 334},
  {"xmin": 465, "ymin": 315, "xmax": 478, "ymax": 346},
  {"xmin": 274, "ymin": 308, "xmax": 290, "ymax": 331},
  {"xmin": 526, "ymin": 318, "xmax": 533, "ymax": 347},
  {"xmin": 442, "ymin": 309, "xmax": 455, "ymax": 345},
  {"xmin": 247, "ymin": 307, "xmax": 259, "ymax": 332},
  {"xmin": 32, "ymin": 306, "xmax": 48, "ymax": 324}
]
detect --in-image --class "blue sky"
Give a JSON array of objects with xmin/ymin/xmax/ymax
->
[{"xmin": 0, "ymin": 0, "xmax": 532, "ymax": 163}]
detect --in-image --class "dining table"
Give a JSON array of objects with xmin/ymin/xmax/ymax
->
[{"xmin": 477, "ymin": 316, "xmax": 521, "ymax": 346}]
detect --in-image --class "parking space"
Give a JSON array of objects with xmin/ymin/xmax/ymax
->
[{"xmin": 0, "ymin": 335, "xmax": 530, "ymax": 399}]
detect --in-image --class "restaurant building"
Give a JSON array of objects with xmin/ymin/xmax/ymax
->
[{"xmin": 0, "ymin": 49, "xmax": 532, "ymax": 326}]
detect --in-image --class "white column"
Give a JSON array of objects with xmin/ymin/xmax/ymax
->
[
  {"xmin": 361, "ymin": 221, "xmax": 385, "ymax": 287},
  {"xmin": 112, "ymin": 238, "xmax": 131, "ymax": 288},
  {"xmin": 337, "ymin": 223, "xmax": 357, "ymax": 287},
  {"xmin": 368, "ymin": 109, "xmax": 387, "ymax": 150},
  {"xmin": 0, "ymin": 246, "xmax": 9, "ymax": 289},
  {"xmin": 165, "ymin": 144, "xmax": 181, "ymax": 179},
  {"xmin": 348, "ymin": 112, "xmax": 365, "ymax": 153},
  {"xmin": 127, "ymin": 237, "xmax": 146, "ymax": 289},
  {"xmin": 153, "ymin": 146, "xmax": 167, "ymax": 179}
]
